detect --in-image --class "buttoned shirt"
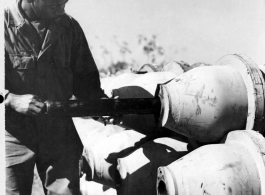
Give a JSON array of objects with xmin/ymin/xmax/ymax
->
[
  {"xmin": 4, "ymin": 0, "xmax": 105, "ymax": 166},
  {"xmin": 5, "ymin": 0, "xmax": 105, "ymax": 102}
]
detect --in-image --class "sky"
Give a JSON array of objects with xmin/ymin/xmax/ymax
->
[
  {"xmin": 3, "ymin": 0, "xmax": 265, "ymax": 69},
  {"xmin": 64, "ymin": 0, "xmax": 265, "ymax": 69}
]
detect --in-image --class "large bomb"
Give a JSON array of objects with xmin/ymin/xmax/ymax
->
[
  {"xmin": 156, "ymin": 130, "xmax": 265, "ymax": 195},
  {"xmin": 47, "ymin": 54, "xmax": 265, "ymax": 142},
  {"xmin": 82, "ymin": 130, "xmax": 151, "ymax": 188},
  {"xmin": 158, "ymin": 54, "xmax": 265, "ymax": 142}
]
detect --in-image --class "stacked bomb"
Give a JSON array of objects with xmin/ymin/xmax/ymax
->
[
  {"xmin": 76, "ymin": 70, "xmax": 183, "ymax": 195},
  {"xmin": 73, "ymin": 54, "xmax": 265, "ymax": 195},
  {"xmin": 157, "ymin": 130, "xmax": 265, "ymax": 195}
]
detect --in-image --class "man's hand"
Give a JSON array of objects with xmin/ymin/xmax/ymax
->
[{"xmin": 5, "ymin": 93, "xmax": 46, "ymax": 116}]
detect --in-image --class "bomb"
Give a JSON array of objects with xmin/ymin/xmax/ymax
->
[
  {"xmin": 157, "ymin": 130, "xmax": 265, "ymax": 195},
  {"xmin": 82, "ymin": 130, "xmax": 152, "ymax": 188},
  {"xmin": 46, "ymin": 54, "xmax": 265, "ymax": 142},
  {"xmin": 158, "ymin": 54, "xmax": 265, "ymax": 142}
]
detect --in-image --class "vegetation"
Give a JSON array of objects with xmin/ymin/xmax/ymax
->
[{"xmin": 97, "ymin": 34, "xmax": 167, "ymax": 75}]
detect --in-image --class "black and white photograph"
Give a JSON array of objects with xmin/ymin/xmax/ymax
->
[{"xmin": 2, "ymin": 0, "xmax": 265, "ymax": 194}]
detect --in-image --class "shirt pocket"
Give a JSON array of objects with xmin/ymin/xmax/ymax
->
[
  {"xmin": 45, "ymin": 54, "xmax": 73, "ymax": 100},
  {"xmin": 8, "ymin": 54, "xmax": 37, "ymax": 93},
  {"xmin": 9, "ymin": 54, "xmax": 35, "ymax": 69}
]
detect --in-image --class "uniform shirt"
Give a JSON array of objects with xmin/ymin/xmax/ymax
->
[
  {"xmin": 5, "ymin": 0, "xmax": 105, "ymax": 102},
  {"xmin": 30, "ymin": 19, "xmax": 49, "ymax": 50},
  {"xmin": 4, "ymin": 0, "xmax": 106, "ymax": 167}
]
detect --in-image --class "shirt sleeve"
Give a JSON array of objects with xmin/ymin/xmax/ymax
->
[
  {"xmin": 5, "ymin": 49, "xmax": 12, "ymax": 95},
  {"xmin": 70, "ymin": 20, "xmax": 107, "ymax": 100}
]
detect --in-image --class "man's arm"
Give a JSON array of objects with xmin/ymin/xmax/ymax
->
[
  {"xmin": 4, "ymin": 50, "xmax": 45, "ymax": 116},
  {"xmin": 70, "ymin": 20, "xmax": 107, "ymax": 100}
]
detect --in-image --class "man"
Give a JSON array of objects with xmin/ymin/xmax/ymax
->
[{"xmin": 5, "ymin": 0, "xmax": 106, "ymax": 194}]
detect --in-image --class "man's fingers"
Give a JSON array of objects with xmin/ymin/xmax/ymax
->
[
  {"xmin": 29, "ymin": 105, "xmax": 43, "ymax": 115},
  {"xmin": 31, "ymin": 97, "xmax": 46, "ymax": 113},
  {"xmin": 27, "ymin": 109, "xmax": 39, "ymax": 116},
  {"xmin": 33, "ymin": 101, "xmax": 45, "ymax": 109}
]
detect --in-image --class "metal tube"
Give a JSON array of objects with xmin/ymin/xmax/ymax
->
[{"xmin": 45, "ymin": 98, "xmax": 161, "ymax": 117}]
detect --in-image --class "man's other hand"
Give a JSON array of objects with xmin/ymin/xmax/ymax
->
[{"xmin": 6, "ymin": 93, "xmax": 45, "ymax": 116}]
